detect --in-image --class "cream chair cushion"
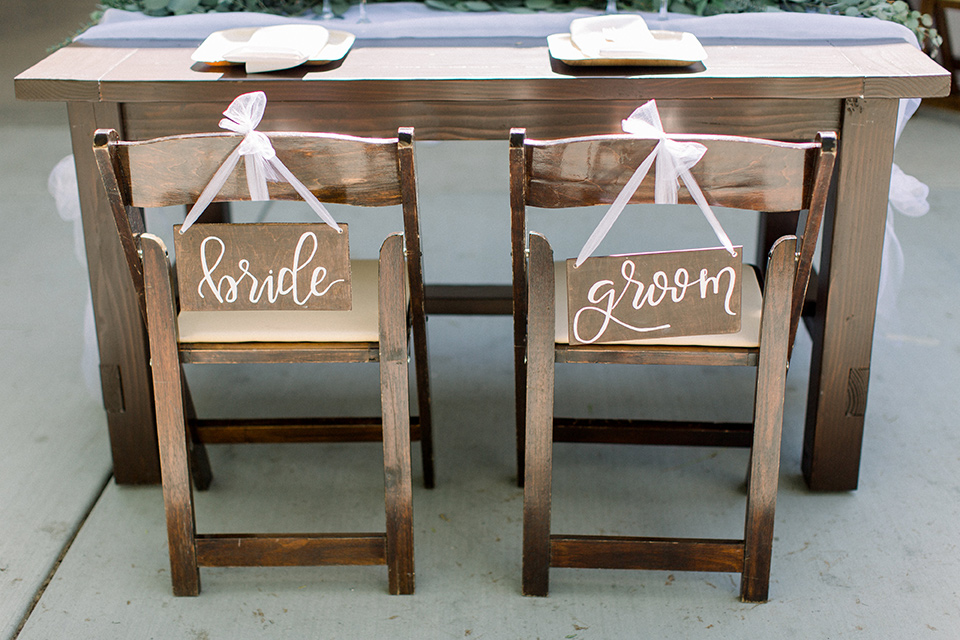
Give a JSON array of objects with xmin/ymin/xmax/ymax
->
[
  {"xmin": 554, "ymin": 261, "xmax": 763, "ymax": 348},
  {"xmin": 178, "ymin": 259, "xmax": 389, "ymax": 343}
]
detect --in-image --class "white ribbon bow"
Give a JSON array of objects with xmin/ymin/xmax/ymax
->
[
  {"xmin": 181, "ymin": 91, "xmax": 341, "ymax": 234},
  {"xmin": 575, "ymin": 100, "xmax": 735, "ymax": 267}
]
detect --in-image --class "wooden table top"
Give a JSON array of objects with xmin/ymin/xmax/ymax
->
[{"xmin": 16, "ymin": 38, "xmax": 950, "ymax": 105}]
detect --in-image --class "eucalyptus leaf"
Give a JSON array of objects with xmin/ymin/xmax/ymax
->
[
  {"xmin": 168, "ymin": 0, "xmax": 201, "ymax": 13},
  {"xmin": 94, "ymin": 0, "xmax": 941, "ymax": 56}
]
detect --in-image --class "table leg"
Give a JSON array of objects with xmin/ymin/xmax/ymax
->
[
  {"xmin": 68, "ymin": 101, "xmax": 161, "ymax": 484},
  {"xmin": 802, "ymin": 98, "xmax": 898, "ymax": 491}
]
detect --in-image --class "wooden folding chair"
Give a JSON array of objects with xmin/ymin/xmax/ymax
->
[
  {"xmin": 510, "ymin": 127, "xmax": 836, "ymax": 601},
  {"xmin": 94, "ymin": 127, "xmax": 433, "ymax": 596}
]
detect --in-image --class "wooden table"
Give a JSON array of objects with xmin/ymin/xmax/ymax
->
[{"xmin": 16, "ymin": 34, "xmax": 949, "ymax": 489}]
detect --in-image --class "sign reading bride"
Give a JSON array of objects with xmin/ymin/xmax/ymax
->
[
  {"xmin": 566, "ymin": 246, "xmax": 742, "ymax": 346},
  {"xmin": 174, "ymin": 223, "xmax": 351, "ymax": 312}
]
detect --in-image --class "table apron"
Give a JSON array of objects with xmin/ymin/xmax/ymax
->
[{"xmin": 119, "ymin": 97, "xmax": 844, "ymax": 141}]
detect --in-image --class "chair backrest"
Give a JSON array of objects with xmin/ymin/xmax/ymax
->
[
  {"xmin": 94, "ymin": 128, "xmax": 423, "ymax": 323},
  {"xmin": 510, "ymin": 129, "xmax": 837, "ymax": 351}
]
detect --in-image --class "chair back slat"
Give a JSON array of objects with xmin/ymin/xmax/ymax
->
[
  {"xmin": 116, "ymin": 132, "xmax": 404, "ymax": 209},
  {"xmin": 524, "ymin": 134, "xmax": 818, "ymax": 213}
]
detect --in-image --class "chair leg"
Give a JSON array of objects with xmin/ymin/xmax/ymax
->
[
  {"xmin": 522, "ymin": 233, "xmax": 555, "ymax": 596},
  {"xmin": 398, "ymin": 130, "xmax": 435, "ymax": 490},
  {"xmin": 522, "ymin": 363, "xmax": 553, "ymax": 596},
  {"xmin": 514, "ymin": 342, "xmax": 527, "ymax": 487},
  {"xmin": 157, "ymin": 380, "xmax": 202, "ymax": 597},
  {"xmin": 380, "ymin": 235, "xmax": 415, "ymax": 595},
  {"xmin": 381, "ymin": 358, "xmax": 414, "ymax": 595},
  {"xmin": 741, "ymin": 377, "xmax": 783, "ymax": 601},
  {"xmin": 513, "ymin": 252, "xmax": 528, "ymax": 487},
  {"xmin": 510, "ymin": 128, "xmax": 529, "ymax": 488},
  {"xmin": 182, "ymin": 376, "xmax": 213, "ymax": 492},
  {"xmin": 410, "ymin": 324, "xmax": 436, "ymax": 489},
  {"xmin": 188, "ymin": 433, "xmax": 213, "ymax": 493},
  {"xmin": 142, "ymin": 235, "xmax": 200, "ymax": 596},
  {"xmin": 741, "ymin": 238, "xmax": 795, "ymax": 603}
]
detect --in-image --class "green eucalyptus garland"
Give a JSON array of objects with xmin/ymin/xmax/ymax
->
[{"xmin": 95, "ymin": 0, "xmax": 941, "ymax": 53}]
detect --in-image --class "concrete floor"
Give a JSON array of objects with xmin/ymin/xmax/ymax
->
[{"xmin": 4, "ymin": 3, "xmax": 960, "ymax": 638}]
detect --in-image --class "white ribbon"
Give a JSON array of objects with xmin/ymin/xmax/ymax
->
[
  {"xmin": 877, "ymin": 98, "xmax": 930, "ymax": 330},
  {"xmin": 48, "ymin": 155, "xmax": 100, "ymax": 399},
  {"xmin": 181, "ymin": 91, "xmax": 341, "ymax": 234},
  {"xmin": 575, "ymin": 100, "xmax": 735, "ymax": 267}
]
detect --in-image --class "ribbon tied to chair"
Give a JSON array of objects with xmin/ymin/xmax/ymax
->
[
  {"xmin": 181, "ymin": 91, "xmax": 341, "ymax": 234},
  {"xmin": 575, "ymin": 100, "xmax": 735, "ymax": 267}
]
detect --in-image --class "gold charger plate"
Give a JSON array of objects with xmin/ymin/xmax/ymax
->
[
  {"xmin": 192, "ymin": 26, "xmax": 355, "ymax": 67},
  {"xmin": 547, "ymin": 30, "xmax": 706, "ymax": 67}
]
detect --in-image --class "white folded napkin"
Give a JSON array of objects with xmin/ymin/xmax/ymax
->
[
  {"xmin": 569, "ymin": 15, "xmax": 657, "ymax": 58},
  {"xmin": 222, "ymin": 24, "xmax": 329, "ymax": 73}
]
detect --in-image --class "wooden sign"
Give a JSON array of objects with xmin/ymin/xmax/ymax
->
[
  {"xmin": 566, "ymin": 247, "xmax": 742, "ymax": 345},
  {"xmin": 174, "ymin": 223, "xmax": 351, "ymax": 312}
]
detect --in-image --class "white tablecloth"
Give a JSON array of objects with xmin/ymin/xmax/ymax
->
[{"xmin": 76, "ymin": 3, "xmax": 921, "ymax": 47}]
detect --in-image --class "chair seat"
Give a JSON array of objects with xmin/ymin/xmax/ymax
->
[
  {"xmin": 553, "ymin": 261, "xmax": 763, "ymax": 348},
  {"xmin": 178, "ymin": 259, "xmax": 389, "ymax": 344}
]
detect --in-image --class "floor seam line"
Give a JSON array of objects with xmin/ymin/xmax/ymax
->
[{"xmin": 11, "ymin": 470, "xmax": 113, "ymax": 640}]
